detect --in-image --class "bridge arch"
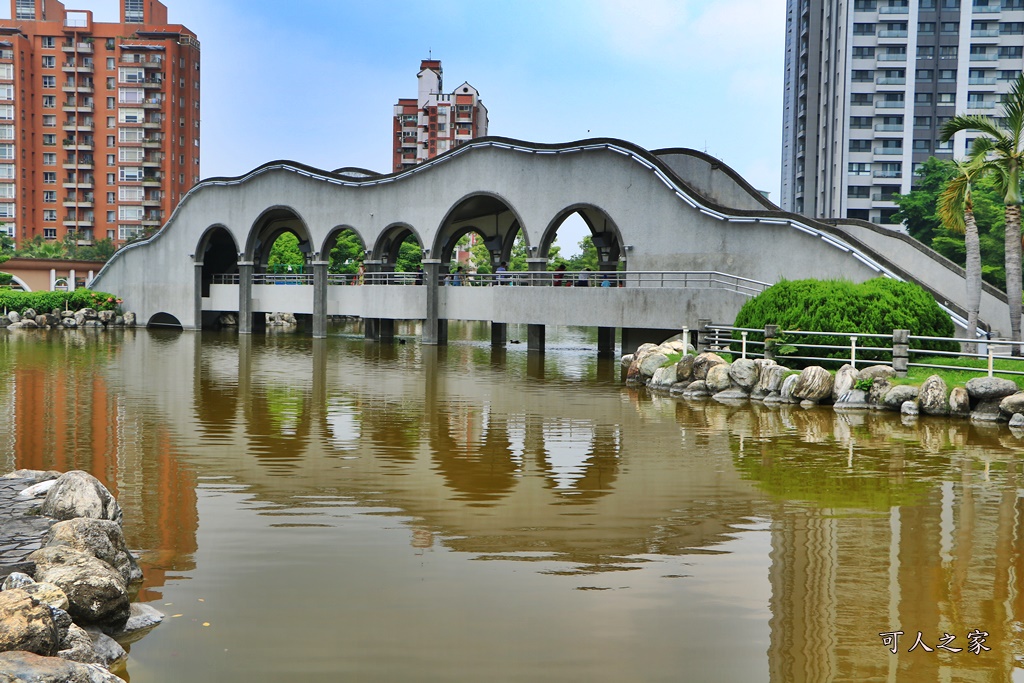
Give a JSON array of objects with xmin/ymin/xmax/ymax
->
[
  {"xmin": 196, "ymin": 225, "xmax": 239, "ymax": 297},
  {"xmin": 433, "ymin": 192, "xmax": 529, "ymax": 270},
  {"xmin": 372, "ymin": 222, "xmax": 423, "ymax": 269},
  {"xmin": 245, "ymin": 206, "xmax": 313, "ymax": 272},
  {"xmin": 322, "ymin": 225, "xmax": 367, "ymax": 274},
  {"xmin": 539, "ymin": 204, "xmax": 625, "ymax": 270},
  {"xmin": 148, "ymin": 312, "xmax": 183, "ymax": 329}
]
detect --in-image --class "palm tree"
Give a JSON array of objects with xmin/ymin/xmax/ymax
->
[
  {"xmin": 941, "ymin": 73, "xmax": 1024, "ymax": 354},
  {"xmin": 937, "ymin": 158, "xmax": 984, "ymax": 353}
]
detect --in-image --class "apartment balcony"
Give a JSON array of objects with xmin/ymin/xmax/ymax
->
[
  {"xmin": 970, "ymin": 54, "xmax": 998, "ymax": 61},
  {"xmin": 62, "ymin": 197, "xmax": 92, "ymax": 208},
  {"xmin": 969, "ymin": 76, "xmax": 998, "ymax": 84},
  {"xmin": 968, "ymin": 100, "xmax": 997, "ymax": 108},
  {"xmin": 141, "ymin": 138, "xmax": 161, "ymax": 148},
  {"xmin": 141, "ymin": 98, "xmax": 163, "ymax": 109},
  {"xmin": 62, "ymin": 180, "xmax": 93, "ymax": 189},
  {"xmin": 876, "ymin": 77, "xmax": 906, "ymax": 85},
  {"xmin": 874, "ymin": 170, "xmax": 903, "ymax": 177},
  {"xmin": 877, "ymin": 53, "xmax": 907, "ymax": 61},
  {"xmin": 61, "ymin": 42, "xmax": 93, "ymax": 53},
  {"xmin": 62, "ymin": 141, "xmax": 93, "ymax": 151},
  {"xmin": 141, "ymin": 217, "xmax": 161, "ymax": 226},
  {"xmin": 61, "ymin": 62, "xmax": 93, "ymax": 73},
  {"xmin": 139, "ymin": 78, "xmax": 163, "ymax": 89},
  {"xmin": 142, "ymin": 120, "xmax": 162, "ymax": 129},
  {"xmin": 119, "ymin": 57, "xmax": 162, "ymax": 69},
  {"xmin": 61, "ymin": 104, "xmax": 92, "ymax": 113},
  {"xmin": 972, "ymin": 4, "xmax": 1001, "ymax": 11},
  {"xmin": 61, "ymin": 84, "xmax": 93, "ymax": 94},
  {"xmin": 141, "ymin": 158, "xmax": 162, "ymax": 167},
  {"xmin": 879, "ymin": 5, "xmax": 909, "ymax": 12},
  {"xmin": 971, "ymin": 29, "xmax": 1001, "ymax": 37},
  {"xmin": 141, "ymin": 176, "xmax": 162, "ymax": 186},
  {"xmin": 142, "ymin": 197, "xmax": 161, "ymax": 207},
  {"xmin": 875, "ymin": 100, "xmax": 906, "ymax": 108},
  {"xmin": 878, "ymin": 30, "xmax": 909, "ymax": 38},
  {"xmin": 874, "ymin": 147, "xmax": 904, "ymax": 155},
  {"xmin": 875, "ymin": 124, "xmax": 904, "ymax": 131},
  {"xmin": 62, "ymin": 122, "xmax": 93, "ymax": 132},
  {"xmin": 872, "ymin": 193, "xmax": 899, "ymax": 201}
]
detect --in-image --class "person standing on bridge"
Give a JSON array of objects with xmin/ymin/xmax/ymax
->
[
  {"xmin": 553, "ymin": 264, "xmax": 567, "ymax": 286},
  {"xmin": 356, "ymin": 262, "xmax": 365, "ymax": 285},
  {"xmin": 496, "ymin": 261, "xmax": 510, "ymax": 286},
  {"xmin": 576, "ymin": 268, "xmax": 590, "ymax": 287}
]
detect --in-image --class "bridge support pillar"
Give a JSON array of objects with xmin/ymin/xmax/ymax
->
[
  {"xmin": 238, "ymin": 261, "xmax": 253, "ymax": 335},
  {"xmin": 422, "ymin": 259, "xmax": 446, "ymax": 345},
  {"xmin": 363, "ymin": 260, "xmax": 381, "ymax": 340},
  {"xmin": 597, "ymin": 327, "xmax": 616, "ymax": 357},
  {"xmin": 312, "ymin": 260, "xmax": 328, "ymax": 339},
  {"xmin": 379, "ymin": 319, "xmax": 395, "ymax": 342},
  {"xmin": 364, "ymin": 318, "xmax": 379, "ymax": 341},
  {"xmin": 192, "ymin": 261, "xmax": 204, "ymax": 331},
  {"xmin": 491, "ymin": 322, "xmax": 506, "ymax": 347},
  {"xmin": 528, "ymin": 324, "xmax": 545, "ymax": 354}
]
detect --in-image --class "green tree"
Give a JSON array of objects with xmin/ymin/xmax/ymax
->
[
  {"xmin": 16, "ymin": 235, "xmax": 66, "ymax": 259},
  {"xmin": 329, "ymin": 230, "xmax": 364, "ymax": 274},
  {"xmin": 267, "ymin": 232, "xmax": 304, "ymax": 273},
  {"xmin": 395, "ymin": 237, "xmax": 422, "ymax": 272},
  {"xmin": 0, "ymin": 229, "xmax": 12, "ymax": 267},
  {"xmin": 892, "ymin": 157, "xmax": 954, "ymax": 244},
  {"xmin": 938, "ymin": 158, "xmax": 986, "ymax": 352},
  {"xmin": 941, "ymin": 73, "xmax": 1024, "ymax": 351},
  {"xmin": 565, "ymin": 235, "xmax": 599, "ymax": 271},
  {"xmin": 509, "ymin": 233, "xmax": 528, "ymax": 271}
]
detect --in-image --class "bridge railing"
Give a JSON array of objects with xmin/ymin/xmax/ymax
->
[{"xmin": 210, "ymin": 270, "xmax": 769, "ymax": 294}]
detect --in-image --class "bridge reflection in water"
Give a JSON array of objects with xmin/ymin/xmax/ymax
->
[{"xmin": 1, "ymin": 327, "xmax": 1022, "ymax": 681}]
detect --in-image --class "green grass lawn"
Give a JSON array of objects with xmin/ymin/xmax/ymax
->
[{"xmin": 903, "ymin": 355, "xmax": 1024, "ymax": 390}]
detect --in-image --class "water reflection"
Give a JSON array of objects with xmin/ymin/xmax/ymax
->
[{"xmin": 3, "ymin": 326, "xmax": 1024, "ymax": 680}]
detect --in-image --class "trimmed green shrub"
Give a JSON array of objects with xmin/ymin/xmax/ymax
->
[
  {"xmin": 0, "ymin": 288, "xmax": 123, "ymax": 315},
  {"xmin": 732, "ymin": 278, "xmax": 958, "ymax": 365}
]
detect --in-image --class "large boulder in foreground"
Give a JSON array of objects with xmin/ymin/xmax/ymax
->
[
  {"xmin": 0, "ymin": 589, "xmax": 59, "ymax": 656},
  {"xmin": 966, "ymin": 377, "xmax": 1019, "ymax": 422},
  {"xmin": 42, "ymin": 518, "xmax": 142, "ymax": 585},
  {"xmin": 919, "ymin": 375, "xmax": 950, "ymax": 416},
  {"xmin": 28, "ymin": 547, "xmax": 130, "ymax": 630},
  {"xmin": 792, "ymin": 366, "xmax": 834, "ymax": 404},
  {"xmin": 0, "ymin": 651, "xmax": 122, "ymax": 683},
  {"xmin": 40, "ymin": 471, "xmax": 123, "ymax": 525}
]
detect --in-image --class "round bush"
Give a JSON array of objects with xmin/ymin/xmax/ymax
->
[{"xmin": 732, "ymin": 278, "xmax": 958, "ymax": 365}]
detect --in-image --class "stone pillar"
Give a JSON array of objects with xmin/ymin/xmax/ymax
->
[
  {"xmin": 491, "ymin": 322, "xmax": 507, "ymax": 347},
  {"xmin": 697, "ymin": 318, "xmax": 712, "ymax": 353},
  {"xmin": 892, "ymin": 329, "xmax": 910, "ymax": 377},
  {"xmin": 526, "ymin": 258, "xmax": 547, "ymax": 353},
  {"xmin": 379, "ymin": 318, "xmax": 395, "ymax": 342},
  {"xmin": 312, "ymin": 260, "xmax": 328, "ymax": 339},
  {"xmin": 238, "ymin": 261, "xmax": 254, "ymax": 334},
  {"xmin": 49, "ymin": 268, "xmax": 56, "ymax": 291},
  {"xmin": 422, "ymin": 259, "xmax": 444, "ymax": 345},
  {"xmin": 597, "ymin": 327, "xmax": 616, "ymax": 357},
  {"xmin": 363, "ymin": 260, "xmax": 381, "ymax": 340},
  {"xmin": 764, "ymin": 324, "xmax": 779, "ymax": 362},
  {"xmin": 193, "ymin": 261, "xmax": 204, "ymax": 332},
  {"xmin": 68, "ymin": 269, "xmax": 76, "ymax": 292}
]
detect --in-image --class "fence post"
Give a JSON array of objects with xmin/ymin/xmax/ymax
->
[
  {"xmin": 892, "ymin": 329, "xmax": 909, "ymax": 377},
  {"xmin": 850, "ymin": 336, "xmax": 857, "ymax": 369},
  {"xmin": 988, "ymin": 347, "xmax": 995, "ymax": 377},
  {"xmin": 764, "ymin": 324, "xmax": 778, "ymax": 361},
  {"xmin": 741, "ymin": 331, "xmax": 748, "ymax": 359},
  {"xmin": 697, "ymin": 318, "xmax": 711, "ymax": 353}
]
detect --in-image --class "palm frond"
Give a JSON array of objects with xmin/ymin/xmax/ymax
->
[
  {"xmin": 1003, "ymin": 74, "xmax": 1024, "ymax": 150},
  {"xmin": 940, "ymin": 114, "xmax": 1008, "ymax": 143},
  {"xmin": 937, "ymin": 170, "xmax": 971, "ymax": 235}
]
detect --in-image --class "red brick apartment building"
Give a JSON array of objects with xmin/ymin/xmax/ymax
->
[
  {"xmin": 392, "ymin": 59, "xmax": 488, "ymax": 172},
  {"xmin": 0, "ymin": 0, "xmax": 199, "ymax": 249}
]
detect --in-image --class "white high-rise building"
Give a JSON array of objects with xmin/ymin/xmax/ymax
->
[{"xmin": 781, "ymin": 0, "xmax": 1024, "ymax": 224}]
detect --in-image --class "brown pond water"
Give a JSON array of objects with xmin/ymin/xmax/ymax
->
[{"xmin": 2, "ymin": 323, "xmax": 1024, "ymax": 682}]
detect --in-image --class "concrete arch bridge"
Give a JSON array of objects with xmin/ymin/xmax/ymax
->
[{"xmin": 91, "ymin": 137, "xmax": 1009, "ymax": 354}]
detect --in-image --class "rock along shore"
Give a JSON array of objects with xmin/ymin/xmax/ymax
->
[
  {"xmin": 0, "ymin": 469, "xmax": 163, "ymax": 682},
  {"xmin": 1, "ymin": 307, "xmax": 136, "ymax": 331},
  {"xmin": 624, "ymin": 341, "xmax": 1024, "ymax": 428}
]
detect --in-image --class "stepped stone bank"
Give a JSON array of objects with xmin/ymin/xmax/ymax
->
[
  {"xmin": 0, "ymin": 470, "xmax": 163, "ymax": 681},
  {"xmin": 624, "ymin": 342, "xmax": 1024, "ymax": 427}
]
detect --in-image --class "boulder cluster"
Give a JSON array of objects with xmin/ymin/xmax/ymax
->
[
  {"xmin": 624, "ymin": 342, "xmax": 1024, "ymax": 425},
  {"xmin": 0, "ymin": 470, "xmax": 163, "ymax": 681},
  {"xmin": 1, "ymin": 308, "xmax": 137, "ymax": 331}
]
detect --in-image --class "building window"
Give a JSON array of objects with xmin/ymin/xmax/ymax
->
[
  {"xmin": 919, "ymin": 22, "xmax": 935, "ymax": 35},
  {"xmin": 119, "ymin": 67, "xmax": 144, "ymax": 84},
  {"xmin": 119, "ymin": 167, "xmax": 142, "ymax": 182},
  {"xmin": 118, "ymin": 225, "xmax": 142, "ymax": 241},
  {"xmin": 852, "ymin": 46, "xmax": 875, "ymax": 59},
  {"xmin": 41, "ymin": 36, "xmax": 55, "ymax": 49},
  {"xmin": 42, "ymin": 114, "xmax": 56, "ymax": 127},
  {"xmin": 106, "ymin": 210, "xmax": 115, "ymax": 222},
  {"xmin": 43, "ymin": 209, "xmax": 56, "ymax": 221},
  {"xmin": 939, "ymin": 46, "xmax": 958, "ymax": 59},
  {"xmin": 119, "ymin": 186, "xmax": 143, "ymax": 201},
  {"xmin": 119, "ymin": 147, "xmax": 144, "ymax": 163},
  {"xmin": 43, "ymin": 172, "xmax": 56, "ymax": 183},
  {"xmin": 940, "ymin": 22, "xmax": 959, "ymax": 34},
  {"xmin": 119, "ymin": 88, "xmax": 144, "ymax": 105},
  {"xmin": 43, "ymin": 228, "xmax": 57, "ymax": 239},
  {"xmin": 1002, "ymin": 22, "xmax": 1024, "ymax": 35},
  {"xmin": 106, "ymin": 192, "xmax": 115, "ymax": 202},
  {"xmin": 42, "ymin": 134, "xmax": 56, "ymax": 146},
  {"xmin": 853, "ymin": 23, "xmax": 876, "ymax": 35},
  {"xmin": 42, "ymin": 75, "xmax": 55, "ymax": 88},
  {"xmin": 0, "ymin": 144, "xmax": 14, "ymax": 160},
  {"xmin": 850, "ymin": 116, "xmax": 872, "ymax": 129},
  {"xmin": 0, "ymin": 64, "xmax": 11, "ymax": 81},
  {"xmin": 848, "ymin": 186, "xmax": 870, "ymax": 199},
  {"xmin": 0, "ymin": 164, "xmax": 13, "ymax": 179},
  {"xmin": 938, "ymin": 92, "xmax": 956, "ymax": 103},
  {"xmin": 119, "ymin": 127, "xmax": 143, "ymax": 143},
  {"xmin": 118, "ymin": 108, "xmax": 143, "ymax": 124},
  {"xmin": 42, "ymin": 153, "xmax": 56, "ymax": 166},
  {"xmin": 41, "ymin": 55, "xmax": 55, "ymax": 69},
  {"xmin": 851, "ymin": 93, "xmax": 872, "ymax": 106},
  {"xmin": 999, "ymin": 46, "xmax": 1024, "ymax": 59},
  {"xmin": 0, "ymin": 184, "xmax": 14, "ymax": 198},
  {"xmin": 14, "ymin": 0, "xmax": 34, "ymax": 20},
  {"xmin": 916, "ymin": 69, "xmax": 933, "ymax": 81},
  {"xmin": 43, "ymin": 190, "xmax": 56, "ymax": 203},
  {"xmin": 849, "ymin": 162, "xmax": 871, "ymax": 176},
  {"xmin": 0, "ymin": 202, "xmax": 15, "ymax": 218},
  {"xmin": 914, "ymin": 116, "xmax": 932, "ymax": 127},
  {"xmin": 124, "ymin": 0, "xmax": 144, "ymax": 23},
  {"xmin": 42, "ymin": 95, "xmax": 55, "ymax": 108},
  {"xmin": 913, "ymin": 139, "xmax": 931, "ymax": 151},
  {"xmin": 107, "ymin": 57, "xmax": 115, "ymax": 70},
  {"xmin": 0, "ymin": 125, "xmax": 12, "ymax": 140},
  {"xmin": 938, "ymin": 69, "xmax": 956, "ymax": 81},
  {"xmin": 917, "ymin": 46, "xmax": 935, "ymax": 59},
  {"xmin": 852, "ymin": 70, "xmax": 873, "ymax": 82},
  {"xmin": 118, "ymin": 205, "xmax": 143, "ymax": 221},
  {"xmin": 0, "ymin": 105, "xmax": 12, "ymax": 120},
  {"xmin": 849, "ymin": 139, "xmax": 871, "ymax": 152},
  {"xmin": 0, "ymin": 85, "xmax": 13, "ymax": 101}
]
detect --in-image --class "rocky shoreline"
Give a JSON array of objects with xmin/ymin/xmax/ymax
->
[
  {"xmin": 624, "ymin": 340, "xmax": 1024, "ymax": 427},
  {"xmin": 1, "ymin": 308, "xmax": 137, "ymax": 331},
  {"xmin": 0, "ymin": 470, "xmax": 163, "ymax": 682}
]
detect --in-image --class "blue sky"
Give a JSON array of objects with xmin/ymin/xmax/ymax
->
[{"xmin": 6, "ymin": 0, "xmax": 787, "ymax": 249}]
